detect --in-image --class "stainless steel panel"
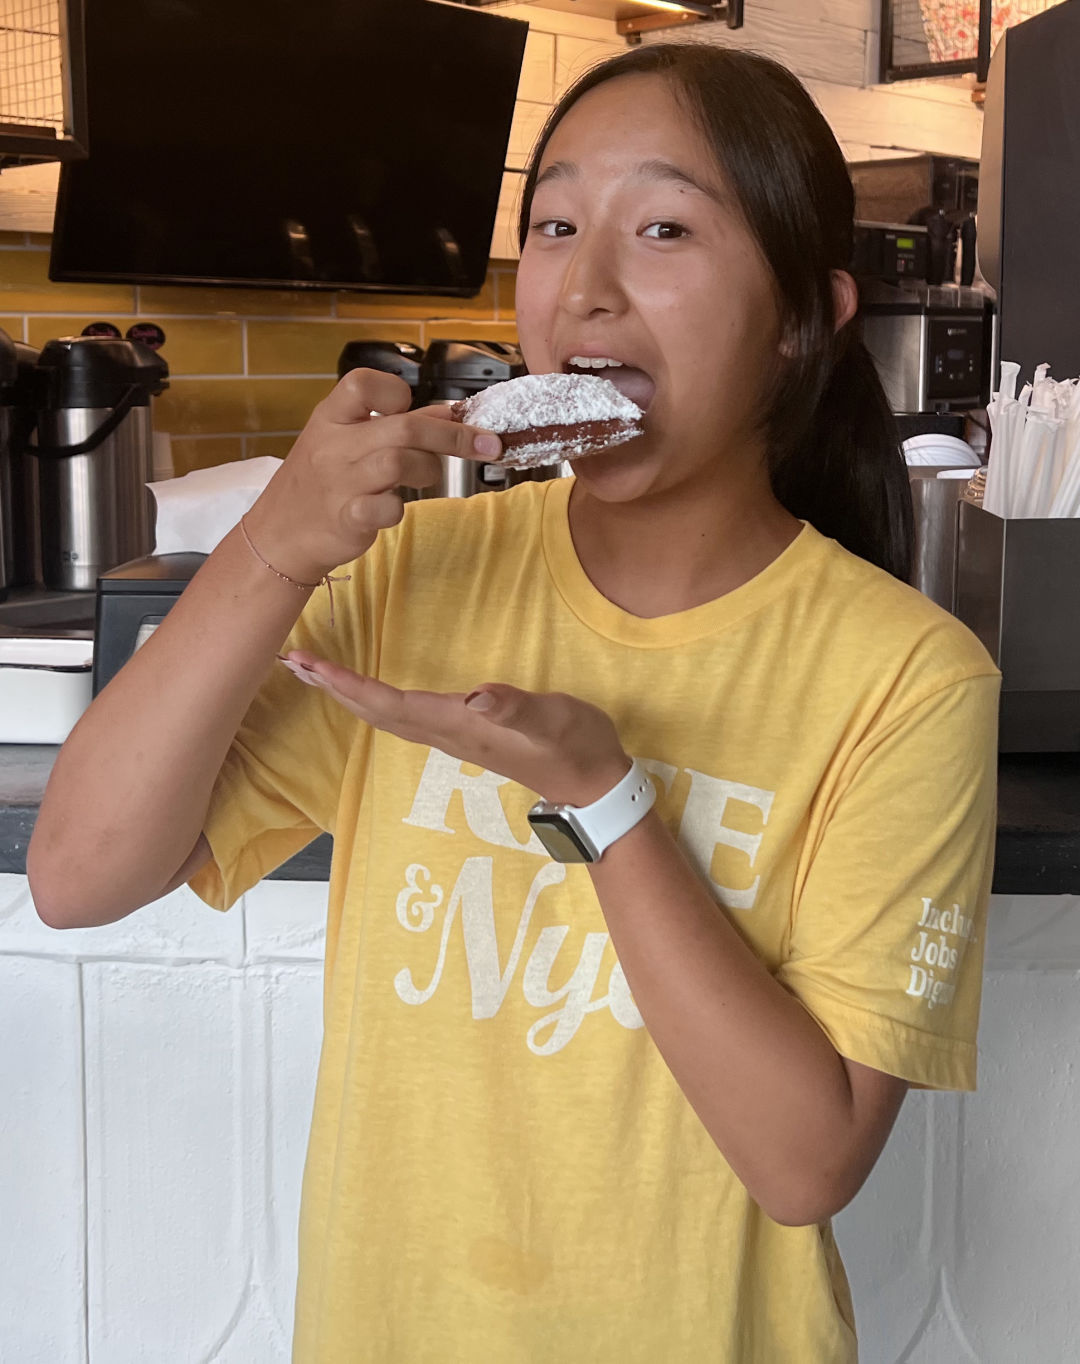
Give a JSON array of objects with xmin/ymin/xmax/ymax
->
[
  {"xmin": 863, "ymin": 311, "xmax": 925, "ymax": 412},
  {"xmin": 863, "ymin": 302, "xmax": 987, "ymax": 413},
  {"xmin": 955, "ymin": 498, "xmax": 1005, "ymax": 664},
  {"xmin": 909, "ymin": 469, "xmax": 973, "ymax": 610},
  {"xmin": 955, "ymin": 500, "xmax": 1080, "ymax": 752}
]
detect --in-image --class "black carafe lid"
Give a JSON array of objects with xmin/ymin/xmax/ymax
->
[
  {"xmin": 420, "ymin": 340, "xmax": 525, "ymax": 401},
  {"xmin": 5, "ymin": 342, "xmax": 42, "ymax": 450},
  {"xmin": 338, "ymin": 339, "xmax": 425, "ymax": 386},
  {"xmin": 35, "ymin": 336, "xmax": 169, "ymax": 409},
  {"xmin": 0, "ymin": 333, "xmax": 39, "ymax": 428}
]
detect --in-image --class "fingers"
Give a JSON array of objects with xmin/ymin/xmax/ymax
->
[
  {"xmin": 348, "ymin": 433, "xmax": 503, "ymax": 498},
  {"xmin": 463, "ymin": 684, "xmax": 546, "ymax": 735},
  {"xmin": 319, "ymin": 368, "xmax": 414, "ymax": 424},
  {"xmin": 285, "ymin": 657, "xmax": 455, "ymax": 741},
  {"xmin": 463, "ymin": 686, "xmax": 607, "ymax": 749},
  {"xmin": 359, "ymin": 412, "xmax": 501, "ymax": 470},
  {"xmin": 317, "ymin": 375, "xmax": 502, "ymax": 463},
  {"xmin": 342, "ymin": 490, "xmax": 407, "ymax": 537},
  {"xmin": 409, "ymin": 401, "xmax": 458, "ymax": 422},
  {"xmin": 350, "ymin": 447, "xmax": 445, "ymax": 496}
]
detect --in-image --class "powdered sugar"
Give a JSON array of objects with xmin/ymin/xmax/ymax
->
[{"xmin": 460, "ymin": 372, "xmax": 643, "ymax": 433}]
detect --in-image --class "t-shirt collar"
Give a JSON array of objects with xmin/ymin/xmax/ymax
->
[{"xmin": 539, "ymin": 475, "xmax": 825, "ymax": 648}]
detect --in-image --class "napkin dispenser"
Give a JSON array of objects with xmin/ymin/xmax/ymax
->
[
  {"xmin": 955, "ymin": 501, "xmax": 1080, "ymax": 751},
  {"xmin": 93, "ymin": 552, "xmax": 206, "ymax": 695}
]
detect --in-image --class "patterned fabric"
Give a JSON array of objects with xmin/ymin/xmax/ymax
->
[{"xmin": 919, "ymin": 0, "xmax": 1060, "ymax": 64}]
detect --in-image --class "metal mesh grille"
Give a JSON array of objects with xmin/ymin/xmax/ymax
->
[
  {"xmin": 0, "ymin": 0, "xmax": 63, "ymax": 130},
  {"xmin": 888, "ymin": 0, "xmax": 1065, "ymax": 72}
]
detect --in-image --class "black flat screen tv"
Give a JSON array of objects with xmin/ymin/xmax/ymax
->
[{"xmin": 50, "ymin": 0, "xmax": 527, "ymax": 296}]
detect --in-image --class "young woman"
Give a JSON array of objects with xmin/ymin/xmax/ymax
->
[{"xmin": 30, "ymin": 44, "xmax": 999, "ymax": 1364}]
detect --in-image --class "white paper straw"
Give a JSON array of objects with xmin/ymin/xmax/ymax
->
[
  {"xmin": 998, "ymin": 361, "xmax": 1021, "ymax": 402},
  {"xmin": 1023, "ymin": 416, "xmax": 1063, "ymax": 517},
  {"xmin": 982, "ymin": 360, "xmax": 1080, "ymax": 517}
]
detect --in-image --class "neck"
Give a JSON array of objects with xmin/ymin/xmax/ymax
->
[{"xmin": 566, "ymin": 460, "xmax": 802, "ymax": 619}]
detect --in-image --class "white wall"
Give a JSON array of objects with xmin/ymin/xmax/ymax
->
[
  {"xmin": 3, "ymin": 872, "xmax": 1080, "ymax": 1362},
  {"xmin": 639, "ymin": 0, "xmax": 985, "ymax": 162}
]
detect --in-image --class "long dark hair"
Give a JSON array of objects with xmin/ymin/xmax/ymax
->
[{"xmin": 517, "ymin": 45, "xmax": 914, "ymax": 583}]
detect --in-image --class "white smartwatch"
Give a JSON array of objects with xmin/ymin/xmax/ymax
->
[{"xmin": 527, "ymin": 758, "xmax": 656, "ymax": 864}]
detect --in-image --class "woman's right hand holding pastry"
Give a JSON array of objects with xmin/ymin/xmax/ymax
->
[{"xmin": 243, "ymin": 367, "xmax": 503, "ymax": 583}]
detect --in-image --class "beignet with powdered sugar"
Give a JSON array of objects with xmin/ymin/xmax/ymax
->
[{"xmin": 450, "ymin": 372, "xmax": 644, "ymax": 470}]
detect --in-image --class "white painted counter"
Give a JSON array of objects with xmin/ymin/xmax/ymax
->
[{"xmin": 2, "ymin": 876, "xmax": 1078, "ymax": 1362}]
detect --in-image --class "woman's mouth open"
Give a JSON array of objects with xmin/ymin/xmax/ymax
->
[{"xmin": 564, "ymin": 356, "xmax": 656, "ymax": 415}]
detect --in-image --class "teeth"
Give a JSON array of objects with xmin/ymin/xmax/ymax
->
[{"xmin": 568, "ymin": 355, "xmax": 625, "ymax": 369}]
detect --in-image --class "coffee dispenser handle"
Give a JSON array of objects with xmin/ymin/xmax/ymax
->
[{"xmin": 31, "ymin": 384, "xmax": 144, "ymax": 458}]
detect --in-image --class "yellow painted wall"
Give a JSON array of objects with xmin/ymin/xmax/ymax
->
[{"xmin": 0, "ymin": 232, "xmax": 518, "ymax": 476}]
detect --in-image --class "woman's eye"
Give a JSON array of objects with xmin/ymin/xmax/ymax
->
[
  {"xmin": 641, "ymin": 221, "xmax": 689, "ymax": 240},
  {"xmin": 530, "ymin": 219, "xmax": 575, "ymax": 238}
]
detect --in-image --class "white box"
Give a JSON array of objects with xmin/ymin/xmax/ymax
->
[{"xmin": 0, "ymin": 638, "xmax": 94, "ymax": 743}]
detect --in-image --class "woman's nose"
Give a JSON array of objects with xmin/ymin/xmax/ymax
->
[{"xmin": 557, "ymin": 230, "xmax": 626, "ymax": 319}]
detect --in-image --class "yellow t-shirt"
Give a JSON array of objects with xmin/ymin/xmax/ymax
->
[{"xmin": 190, "ymin": 477, "xmax": 1000, "ymax": 1364}]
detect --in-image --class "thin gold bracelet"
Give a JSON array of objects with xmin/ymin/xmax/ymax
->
[{"xmin": 239, "ymin": 515, "xmax": 351, "ymax": 628}]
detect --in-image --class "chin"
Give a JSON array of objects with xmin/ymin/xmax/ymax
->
[{"xmin": 569, "ymin": 431, "xmax": 674, "ymax": 502}]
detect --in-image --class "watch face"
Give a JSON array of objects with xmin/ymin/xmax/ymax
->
[{"xmin": 527, "ymin": 812, "xmax": 595, "ymax": 863}]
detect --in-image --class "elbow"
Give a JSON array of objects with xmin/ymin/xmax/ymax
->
[
  {"xmin": 27, "ymin": 834, "xmax": 92, "ymax": 930},
  {"xmin": 753, "ymin": 1169, "xmax": 866, "ymax": 1229},
  {"xmin": 34, "ymin": 904, "xmax": 77, "ymax": 931},
  {"xmin": 28, "ymin": 830, "xmax": 153, "ymax": 930},
  {"xmin": 27, "ymin": 856, "xmax": 76, "ymax": 931},
  {"xmin": 31, "ymin": 893, "xmax": 75, "ymax": 932},
  {"xmin": 762, "ymin": 1193, "xmax": 852, "ymax": 1229}
]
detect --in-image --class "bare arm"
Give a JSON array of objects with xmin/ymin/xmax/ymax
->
[
  {"xmin": 28, "ymin": 524, "xmax": 321, "ymax": 927},
  {"xmin": 159, "ymin": 832, "xmax": 212, "ymax": 897},
  {"xmin": 587, "ymin": 808, "xmax": 907, "ymax": 1227},
  {"xmin": 28, "ymin": 371, "xmax": 501, "ymax": 928}
]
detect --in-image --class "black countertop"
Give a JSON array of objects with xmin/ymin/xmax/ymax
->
[
  {"xmin": 2, "ymin": 745, "xmax": 1078, "ymax": 894},
  {"xmin": 992, "ymin": 752, "xmax": 1080, "ymax": 894}
]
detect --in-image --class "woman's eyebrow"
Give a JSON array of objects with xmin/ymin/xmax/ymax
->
[
  {"xmin": 534, "ymin": 157, "xmax": 726, "ymax": 204},
  {"xmin": 635, "ymin": 158, "xmax": 725, "ymax": 202},
  {"xmin": 534, "ymin": 160, "xmax": 578, "ymax": 190}
]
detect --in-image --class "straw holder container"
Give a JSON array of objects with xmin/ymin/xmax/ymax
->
[{"xmin": 955, "ymin": 500, "xmax": 1080, "ymax": 751}]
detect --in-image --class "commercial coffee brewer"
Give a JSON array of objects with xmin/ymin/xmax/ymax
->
[{"xmin": 848, "ymin": 153, "xmax": 996, "ymax": 429}]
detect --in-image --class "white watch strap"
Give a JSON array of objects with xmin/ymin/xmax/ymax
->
[{"xmin": 576, "ymin": 757, "xmax": 656, "ymax": 857}]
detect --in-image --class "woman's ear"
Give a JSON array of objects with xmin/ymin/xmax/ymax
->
[
  {"xmin": 831, "ymin": 269, "xmax": 858, "ymax": 332},
  {"xmin": 778, "ymin": 271, "xmax": 859, "ymax": 359}
]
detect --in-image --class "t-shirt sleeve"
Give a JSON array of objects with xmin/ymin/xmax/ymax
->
[
  {"xmin": 187, "ymin": 535, "xmax": 391, "ymax": 913},
  {"xmin": 774, "ymin": 669, "xmax": 1000, "ymax": 1092}
]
